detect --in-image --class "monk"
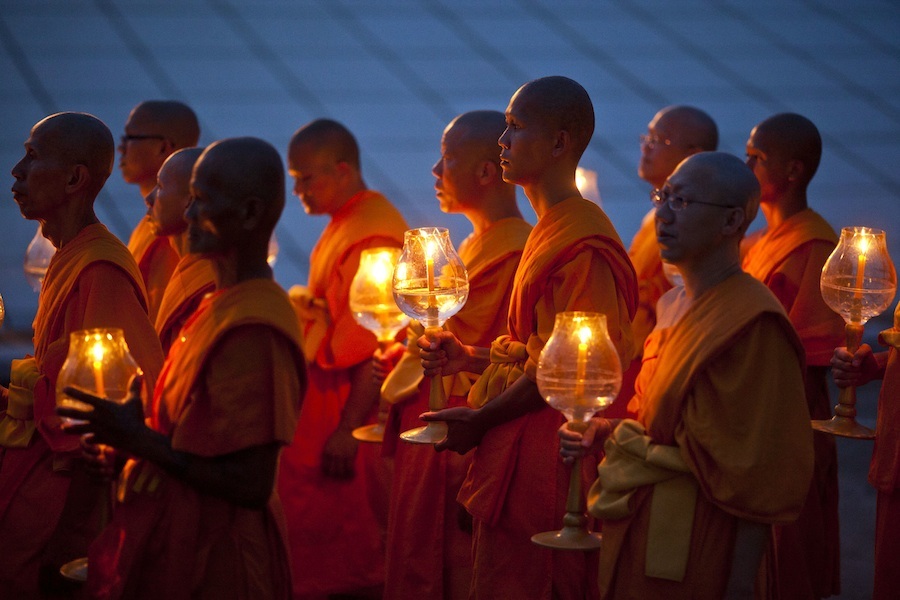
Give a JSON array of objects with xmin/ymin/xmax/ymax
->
[
  {"xmin": 381, "ymin": 110, "xmax": 532, "ymax": 600},
  {"xmin": 832, "ymin": 305, "xmax": 900, "ymax": 599},
  {"xmin": 120, "ymin": 100, "xmax": 200, "ymax": 322},
  {"xmin": 560, "ymin": 152, "xmax": 814, "ymax": 598},
  {"xmin": 619, "ymin": 106, "xmax": 718, "ymax": 418},
  {"xmin": 0, "ymin": 112, "xmax": 164, "ymax": 597},
  {"xmin": 743, "ymin": 113, "xmax": 844, "ymax": 599},
  {"xmin": 419, "ymin": 76, "xmax": 638, "ymax": 599},
  {"xmin": 58, "ymin": 136, "xmax": 306, "ymax": 600},
  {"xmin": 145, "ymin": 147, "xmax": 216, "ymax": 354},
  {"xmin": 279, "ymin": 118, "xmax": 409, "ymax": 598}
]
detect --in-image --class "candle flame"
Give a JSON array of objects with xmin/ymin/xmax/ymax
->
[
  {"xmin": 90, "ymin": 341, "xmax": 105, "ymax": 364},
  {"xmin": 577, "ymin": 325, "xmax": 592, "ymax": 344},
  {"xmin": 857, "ymin": 235, "xmax": 871, "ymax": 255},
  {"xmin": 371, "ymin": 252, "xmax": 392, "ymax": 285}
]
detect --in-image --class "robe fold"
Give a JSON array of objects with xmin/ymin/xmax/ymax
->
[
  {"xmin": 86, "ymin": 278, "xmax": 306, "ymax": 600},
  {"xmin": 742, "ymin": 208, "xmax": 843, "ymax": 598},
  {"xmin": 128, "ymin": 216, "xmax": 180, "ymax": 324},
  {"xmin": 594, "ymin": 273, "xmax": 812, "ymax": 600},
  {"xmin": 870, "ymin": 302, "xmax": 900, "ymax": 599},
  {"xmin": 458, "ymin": 197, "xmax": 637, "ymax": 600},
  {"xmin": 278, "ymin": 190, "xmax": 408, "ymax": 596},
  {"xmin": 154, "ymin": 253, "xmax": 216, "ymax": 354},
  {"xmin": 0, "ymin": 223, "xmax": 164, "ymax": 598},
  {"xmin": 383, "ymin": 217, "xmax": 531, "ymax": 600}
]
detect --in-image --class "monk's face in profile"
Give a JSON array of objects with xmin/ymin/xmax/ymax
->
[
  {"xmin": 498, "ymin": 87, "xmax": 556, "ymax": 187},
  {"xmin": 148, "ymin": 155, "xmax": 190, "ymax": 238},
  {"xmin": 185, "ymin": 157, "xmax": 240, "ymax": 257},
  {"xmin": 11, "ymin": 121, "xmax": 71, "ymax": 221},
  {"xmin": 432, "ymin": 122, "xmax": 479, "ymax": 214},
  {"xmin": 118, "ymin": 107, "xmax": 169, "ymax": 197},
  {"xmin": 745, "ymin": 127, "xmax": 788, "ymax": 206},
  {"xmin": 287, "ymin": 142, "xmax": 344, "ymax": 216},
  {"xmin": 639, "ymin": 109, "xmax": 695, "ymax": 189}
]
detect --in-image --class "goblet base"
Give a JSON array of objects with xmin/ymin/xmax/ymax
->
[
  {"xmin": 812, "ymin": 416, "xmax": 875, "ymax": 440},
  {"xmin": 351, "ymin": 423, "xmax": 384, "ymax": 443},
  {"xmin": 531, "ymin": 527, "xmax": 602, "ymax": 551},
  {"xmin": 400, "ymin": 422, "xmax": 447, "ymax": 445},
  {"xmin": 60, "ymin": 556, "xmax": 88, "ymax": 582}
]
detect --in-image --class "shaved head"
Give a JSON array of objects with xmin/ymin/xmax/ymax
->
[
  {"xmin": 656, "ymin": 105, "xmax": 718, "ymax": 151},
  {"xmin": 289, "ymin": 118, "xmax": 361, "ymax": 171},
  {"xmin": 446, "ymin": 110, "xmax": 507, "ymax": 164},
  {"xmin": 129, "ymin": 100, "xmax": 200, "ymax": 149},
  {"xmin": 34, "ymin": 112, "xmax": 115, "ymax": 194},
  {"xmin": 676, "ymin": 151, "xmax": 761, "ymax": 232},
  {"xmin": 514, "ymin": 76, "xmax": 595, "ymax": 158},
  {"xmin": 751, "ymin": 113, "xmax": 822, "ymax": 184}
]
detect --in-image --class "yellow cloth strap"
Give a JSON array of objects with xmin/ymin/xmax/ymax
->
[
  {"xmin": 0, "ymin": 357, "xmax": 40, "ymax": 448},
  {"xmin": 879, "ymin": 305, "xmax": 899, "ymax": 349},
  {"xmin": 589, "ymin": 419, "xmax": 697, "ymax": 582},
  {"xmin": 467, "ymin": 335, "xmax": 527, "ymax": 408},
  {"xmin": 288, "ymin": 285, "xmax": 330, "ymax": 363}
]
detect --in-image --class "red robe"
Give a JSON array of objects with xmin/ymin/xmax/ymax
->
[
  {"xmin": 383, "ymin": 217, "xmax": 532, "ymax": 600},
  {"xmin": 596, "ymin": 274, "xmax": 812, "ymax": 599},
  {"xmin": 128, "ymin": 215, "xmax": 180, "ymax": 324},
  {"xmin": 742, "ymin": 208, "xmax": 843, "ymax": 598},
  {"xmin": 0, "ymin": 223, "xmax": 164, "ymax": 597},
  {"xmin": 459, "ymin": 197, "xmax": 637, "ymax": 600},
  {"xmin": 86, "ymin": 278, "xmax": 306, "ymax": 600},
  {"xmin": 278, "ymin": 190, "xmax": 408, "ymax": 596}
]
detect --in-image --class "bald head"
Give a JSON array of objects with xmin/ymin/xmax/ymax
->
[
  {"xmin": 640, "ymin": 105, "xmax": 718, "ymax": 188},
  {"xmin": 515, "ymin": 76, "xmax": 595, "ymax": 159},
  {"xmin": 129, "ymin": 101, "xmax": 200, "ymax": 149},
  {"xmin": 193, "ymin": 137, "xmax": 285, "ymax": 241},
  {"xmin": 675, "ymin": 152, "xmax": 760, "ymax": 232},
  {"xmin": 656, "ymin": 106, "xmax": 718, "ymax": 151},
  {"xmin": 447, "ymin": 110, "xmax": 508, "ymax": 164},
  {"xmin": 34, "ymin": 112, "xmax": 115, "ymax": 194},
  {"xmin": 289, "ymin": 118, "xmax": 361, "ymax": 171},
  {"xmin": 751, "ymin": 113, "xmax": 822, "ymax": 185},
  {"xmin": 150, "ymin": 147, "xmax": 204, "ymax": 238}
]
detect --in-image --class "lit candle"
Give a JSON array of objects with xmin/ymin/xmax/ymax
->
[
  {"xmin": 574, "ymin": 325, "xmax": 591, "ymax": 399},
  {"xmin": 854, "ymin": 235, "xmax": 870, "ymax": 300},
  {"xmin": 90, "ymin": 339, "xmax": 106, "ymax": 397}
]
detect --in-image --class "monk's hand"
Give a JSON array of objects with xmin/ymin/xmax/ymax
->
[
  {"xmin": 417, "ymin": 330, "xmax": 468, "ymax": 377},
  {"xmin": 558, "ymin": 418, "xmax": 610, "ymax": 464},
  {"xmin": 421, "ymin": 406, "xmax": 484, "ymax": 454},
  {"xmin": 57, "ymin": 375, "xmax": 147, "ymax": 453},
  {"xmin": 322, "ymin": 427, "xmax": 358, "ymax": 480},
  {"xmin": 831, "ymin": 344, "xmax": 879, "ymax": 388},
  {"xmin": 79, "ymin": 434, "xmax": 117, "ymax": 482},
  {"xmin": 372, "ymin": 341, "xmax": 405, "ymax": 384}
]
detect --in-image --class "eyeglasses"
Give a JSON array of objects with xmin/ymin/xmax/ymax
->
[
  {"xmin": 639, "ymin": 134, "xmax": 672, "ymax": 149},
  {"xmin": 120, "ymin": 134, "xmax": 167, "ymax": 145},
  {"xmin": 651, "ymin": 188, "xmax": 735, "ymax": 212}
]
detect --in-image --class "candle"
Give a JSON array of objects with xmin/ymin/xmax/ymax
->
[
  {"xmin": 854, "ymin": 235, "xmax": 870, "ymax": 300},
  {"xmin": 90, "ymin": 340, "xmax": 106, "ymax": 397},
  {"xmin": 574, "ymin": 325, "xmax": 591, "ymax": 399}
]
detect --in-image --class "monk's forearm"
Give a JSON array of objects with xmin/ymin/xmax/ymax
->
[
  {"xmin": 475, "ymin": 375, "xmax": 546, "ymax": 432},
  {"xmin": 130, "ymin": 427, "xmax": 278, "ymax": 508},
  {"xmin": 461, "ymin": 344, "xmax": 491, "ymax": 375},
  {"xmin": 338, "ymin": 359, "xmax": 381, "ymax": 431}
]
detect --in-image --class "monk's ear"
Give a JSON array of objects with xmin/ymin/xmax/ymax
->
[
  {"xmin": 478, "ymin": 160, "xmax": 498, "ymax": 184},
  {"xmin": 786, "ymin": 158, "xmax": 805, "ymax": 183},
  {"xmin": 241, "ymin": 195, "xmax": 264, "ymax": 230},
  {"xmin": 722, "ymin": 206, "xmax": 746, "ymax": 236},
  {"xmin": 550, "ymin": 129, "xmax": 570, "ymax": 158},
  {"xmin": 65, "ymin": 164, "xmax": 91, "ymax": 194}
]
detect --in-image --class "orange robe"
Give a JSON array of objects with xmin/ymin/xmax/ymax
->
[
  {"xmin": 278, "ymin": 190, "xmax": 408, "ymax": 596},
  {"xmin": 618, "ymin": 209, "xmax": 673, "ymax": 419},
  {"xmin": 383, "ymin": 217, "xmax": 532, "ymax": 600},
  {"xmin": 86, "ymin": 278, "xmax": 306, "ymax": 600},
  {"xmin": 595, "ymin": 273, "xmax": 813, "ymax": 599},
  {"xmin": 0, "ymin": 223, "xmax": 164, "ymax": 597},
  {"xmin": 870, "ymin": 302, "xmax": 900, "ymax": 599},
  {"xmin": 742, "ymin": 208, "xmax": 843, "ymax": 598},
  {"xmin": 458, "ymin": 197, "xmax": 637, "ymax": 600},
  {"xmin": 128, "ymin": 215, "xmax": 180, "ymax": 324},
  {"xmin": 154, "ymin": 253, "xmax": 217, "ymax": 354}
]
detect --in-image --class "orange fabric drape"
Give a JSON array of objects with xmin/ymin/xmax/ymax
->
[
  {"xmin": 154, "ymin": 253, "xmax": 216, "ymax": 354},
  {"xmin": 128, "ymin": 216, "xmax": 179, "ymax": 323}
]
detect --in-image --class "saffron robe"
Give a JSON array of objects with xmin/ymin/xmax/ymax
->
[
  {"xmin": 594, "ymin": 273, "xmax": 813, "ymax": 600},
  {"xmin": 278, "ymin": 190, "xmax": 408, "ymax": 596},
  {"xmin": 0, "ymin": 223, "xmax": 164, "ymax": 597},
  {"xmin": 383, "ymin": 217, "xmax": 532, "ymax": 600},
  {"xmin": 154, "ymin": 253, "xmax": 216, "ymax": 354},
  {"xmin": 128, "ymin": 215, "xmax": 180, "ymax": 324},
  {"xmin": 870, "ymin": 302, "xmax": 900, "ymax": 599},
  {"xmin": 459, "ymin": 197, "xmax": 638, "ymax": 600},
  {"xmin": 742, "ymin": 208, "xmax": 843, "ymax": 598},
  {"xmin": 86, "ymin": 278, "xmax": 306, "ymax": 600}
]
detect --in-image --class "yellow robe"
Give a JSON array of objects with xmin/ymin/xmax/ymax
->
[
  {"xmin": 128, "ymin": 215, "xmax": 180, "ymax": 324},
  {"xmin": 459, "ymin": 197, "xmax": 637, "ymax": 600},
  {"xmin": 154, "ymin": 253, "xmax": 216, "ymax": 354},
  {"xmin": 595, "ymin": 273, "xmax": 812, "ymax": 599}
]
